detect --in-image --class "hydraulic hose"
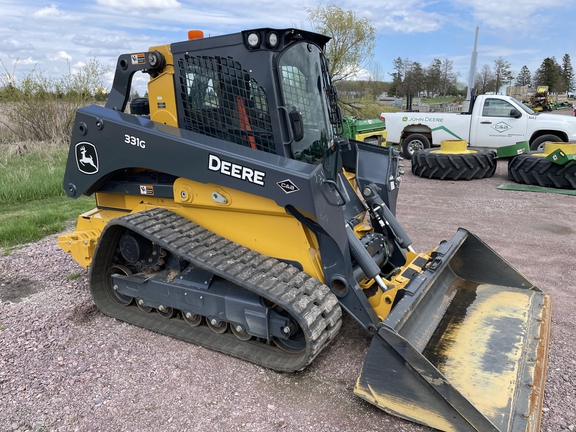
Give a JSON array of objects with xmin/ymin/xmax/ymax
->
[
  {"xmin": 345, "ymin": 223, "xmax": 390, "ymax": 292},
  {"xmin": 361, "ymin": 184, "xmax": 414, "ymax": 252}
]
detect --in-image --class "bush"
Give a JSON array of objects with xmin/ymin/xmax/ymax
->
[
  {"xmin": 0, "ymin": 58, "xmax": 110, "ymax": 146},
  {"xmin": 339, "ymin": 97, "xmax": 398, "ymax": 119}
]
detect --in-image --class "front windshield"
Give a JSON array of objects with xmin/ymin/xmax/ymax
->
[
  {"xmin": 511, "ymin": 97, "xmax": 536, "ymax": 115},
  {"xmin": 278, "ymin": 42, "xmax": 335, "ymax": 165}
]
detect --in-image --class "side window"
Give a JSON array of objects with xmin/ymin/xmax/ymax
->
[
  {"xmin": 280, "ymin": 65, "xmax": 323, "ymax": 127},
  {"xmin": 185, "ymin": 70, "xmax": 219, "ymax": 109},
  {"xmin": 177, "ymin": 55, "xmax": 275, "ymax": 153},
  {"xmin": 482, "ymin": 99, "xmax": 515, "ymax": 117},
  {"xmin": 278, "ymin": 43, "xmax": 332, "ymax": 165}
]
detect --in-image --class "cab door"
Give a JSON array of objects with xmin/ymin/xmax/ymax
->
[{"xmin": 471, "ymin": 98, "xmax": 529, "ymax": 148}]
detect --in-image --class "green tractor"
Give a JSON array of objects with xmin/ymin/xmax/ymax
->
[{"xmin": 342, "ymin": 116, "xmax": 387, "ymax": 146}]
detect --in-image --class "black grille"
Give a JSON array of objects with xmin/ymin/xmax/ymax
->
[{"xmin": 178, "ymin": 55, "xmax": 275, "ymax": 154}]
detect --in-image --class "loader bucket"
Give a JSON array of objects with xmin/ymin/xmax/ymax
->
[{"xmin": 355, "ymin": 229, "xmax": 551, "ymax": 432}]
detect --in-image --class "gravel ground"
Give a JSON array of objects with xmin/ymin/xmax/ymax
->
[{"xmin": 1, "ymin": 157, "xmax": 575, "ymax": 432}]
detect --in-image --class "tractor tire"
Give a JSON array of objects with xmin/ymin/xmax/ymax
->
[
  {"xmin": 402, "ymin": 134, "xmax": 430, "ymax": 160},
  {"xmin": 508, "ymin": 154, "xmax": 576, "ymax": 189},
  {"xmin": 411, "ymin": 149, "xmax": 497, "ymax": 180},
  {"xmin": 530, "ymin": 134, "xmax": 562, "ymax": 151}
]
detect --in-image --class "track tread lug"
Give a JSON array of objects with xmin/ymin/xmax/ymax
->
[{"xmin": 90, "ymin": 208, "xmax": 342, "ymax": 372}]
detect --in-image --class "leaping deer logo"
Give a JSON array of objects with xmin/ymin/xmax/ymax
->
[
  {"xmin": 75, "ymin": 142, "xmax": 99, "ymax": 174},
  {"xmin": 79, "ymin": 146, "xmax": 97, "ymax": 169}
]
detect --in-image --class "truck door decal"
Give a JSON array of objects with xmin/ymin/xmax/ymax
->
[
  {"xmin": 431, "ymin": 126, "xmax": 462, "ymax": 140},
  {"xmin": 491, "ymin": 122, "xmax": 513, "ymax": 133}
]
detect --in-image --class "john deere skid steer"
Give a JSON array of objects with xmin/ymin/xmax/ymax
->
[{"xmin": 58, "ymin": 28, "xmax": 551, "ymax": 431}]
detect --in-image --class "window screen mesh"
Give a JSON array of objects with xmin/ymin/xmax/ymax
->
[
  {"xmin": 178, "ymin": 55, "xmax": 275, "ymax": 153},
  {"xmin": 280, "ymin": 66, "xmax": 322, "ymax": 130}
]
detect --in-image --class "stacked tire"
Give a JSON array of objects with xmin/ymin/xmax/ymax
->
[
  {"xmin": 508, "ymin": 154, "xmax": 576, "ymax": 189},
  {"xmin": 411, "ymin": 149, "xmax": 497, "ymax": 180}
]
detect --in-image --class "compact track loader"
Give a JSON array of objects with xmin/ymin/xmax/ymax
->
[{"xmin": 58, "ymin": 28, "xmax": 551, "ymax": 431}]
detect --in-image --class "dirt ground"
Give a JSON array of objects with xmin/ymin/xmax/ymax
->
[{"xmin": 0, "ymin": 156, "xmax": 575, "ymax": 432}]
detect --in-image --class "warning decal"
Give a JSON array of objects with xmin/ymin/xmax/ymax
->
[
  {"xmin": 131, "ymin": 53, "xmax": 146, "ymax": 65},
  {"xmin": 139, "ymin": 185, "xmax": 154, "ymax": 195}
]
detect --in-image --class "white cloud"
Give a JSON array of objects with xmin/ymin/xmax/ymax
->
[
  {"xmin": 3, "ymin": 38, "xmax": 35, "ymax": 53},
  {"xmin": 69, "ymin": 61, "xmax": 87, "ymax": 75},
  {"xmin": 352, "ymin": 68, "xmax": 371, "ymax": 81},
  {"xmin": 33, "ymin": 4, "xmax": 74, "ymax": 20},
  {"xmin": 14, "ymin": 57, "xmax": 36, "ymax": 65},
  {"xmin": 33, "ymin": 4, "xmax": 60, "ymax": 18},
  {"xmin": 49, "ymin": 51, "xmax": 72, "ymax": 62},
  {"xmin": 343, "ymin": 0, "xmax": 448, "ymax": 34},
  {"xmin": 71, "ymin": 35, "xmax": 131, "ymax": 52},
  {"xmin": 377, "ymin": 9, "xmax": 444, "ymax": 33},
  {"xmin": 96, "ymin": 0, "xmax": 182, "ymax": 10},
  {"xmin": 453, "ymin": 0, "xmax": 566, "ymax": 32}
]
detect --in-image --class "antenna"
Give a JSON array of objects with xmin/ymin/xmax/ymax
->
[{"xmin": 466, "ymin": 26, "xmax": 480, "ymax": 101}]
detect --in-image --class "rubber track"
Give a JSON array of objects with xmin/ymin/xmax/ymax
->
[
  {"xmin": 508, "ymin": 154, "xmax": 576, "ymax": 189},
  {"xmin": 89, "ymin": 208, "xmax": 342, "ymax": 372},
  {"xmin": 411, "ymin": 149, "xmax": 497, "ymax": 180}
]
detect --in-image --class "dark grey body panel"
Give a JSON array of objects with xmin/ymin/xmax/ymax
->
[
  {"xmin": 62, "ymin": 105, "xmax": 401, "ymax": 329},
  {"xmin": 65, "ymin": 104, "xmax": 329, "ymax": 212}
]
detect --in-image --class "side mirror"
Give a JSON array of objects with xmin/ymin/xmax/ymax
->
[
  {"xmin": 510, "ymin": 108, "xmax": 522, "ymax": 119},
  {"xmin": 289, "ymin": 108, "xmax": 304, "ymax": 142}
]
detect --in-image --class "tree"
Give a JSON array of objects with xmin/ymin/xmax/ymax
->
[
  {"xmin": 306, "ymin": 4, "xmax": 375, "ymax": 82},
  {"xmin": 366, "ymin": 62, "xmax": 386, "ymax": 100},
  {"xmin": 94, "ymin": 88, "xmax": 108, "ymax": 102},
  {"xmin": 560, "ymin": 54, "xmax": 575, "ymax": 93},
  {"xmin": 388, "ymin": 57, "xmax": 404, "ymax": 97},
  {"xmin": 533, "ymin": 57, "xmax": 564, "ymax": 92},
  {"xmin": 335, "ymin": 79, "xmax": 364, "ymax": 98},
  {"xmin": 387, "ymin": 57, "xmax": 425, "ymax": 98},
  {"xmin": 439, "ymin": 59, "xmax": 458, "ymax": 96},
  {"xmin": 404, "ymin": 61, "xmax": 425, "ymax": 97},
  {"xmin": 424, "ymin": 59, "xmax": 442, "ymax": 97},
  {"xmin": 515, "ymin": 65, "xmax": 531, "ymax": 87},
  {"xmin": 493, "ymin": 57, "xmax": 514, "ymax": 93},
  {"xmin": 475, "ymin": 64, "xmax": 495, "ymax": 94}
]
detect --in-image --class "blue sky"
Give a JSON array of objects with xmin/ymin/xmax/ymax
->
[{"xmin": 1, "ymin": 0, "xmax": 575, "ymax": 95}]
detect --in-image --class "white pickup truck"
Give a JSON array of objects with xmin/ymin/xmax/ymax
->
[{"xmin": 383, "ymin": 94, "xmax": 576, "ymax": 158}]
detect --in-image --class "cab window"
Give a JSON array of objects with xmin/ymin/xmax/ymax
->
[{"xmin": 482, "ymin": 98, "xmax": 516, "ymax": 117}]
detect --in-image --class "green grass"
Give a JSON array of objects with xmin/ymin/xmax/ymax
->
[
  {"xmin": 420, "ymin": 96, "xmax": 463, "ymax": 104},
  {"xmin": 67, "ymin": 270, "xmax": 84, "ymax": 280},
  {"xmin": 0, "ymin": 148, "xmax": 69, "ymax": 204},
  {"xmin": 0, "ymin": 195, "xmax": 94, "ymax": 251},
  {"xmin": 0, "ymin": 146, "xmax": 95, "ymax": 251}
]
